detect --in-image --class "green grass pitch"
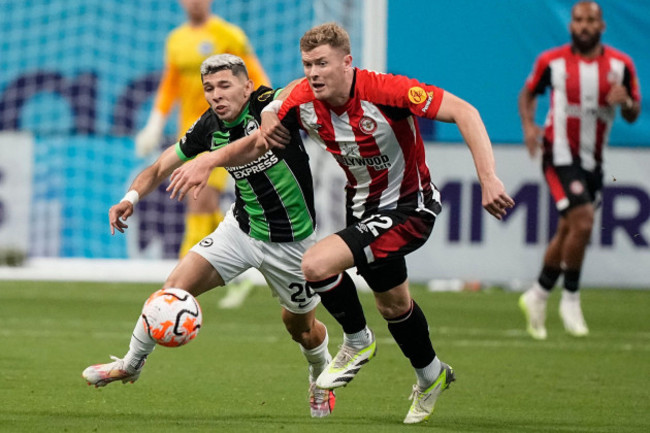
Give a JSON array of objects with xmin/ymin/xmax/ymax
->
[{"xmin": 1, "ymin": 280, "xmax": 648, "ymax": 432}]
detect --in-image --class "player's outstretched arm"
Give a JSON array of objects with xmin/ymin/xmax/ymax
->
[
  {"xmin": 167, "ymin": 131, "xmax": 264, "ymax": 202},
  {"xmin": 435, "ymin": 90, "xmax": 515, "ymax": 220},
  {"xmin": 109, "ymin": 145, "xmax": 183, "ymax": 235}
]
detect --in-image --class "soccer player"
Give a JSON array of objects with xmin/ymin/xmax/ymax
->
[
  {"xmin": 83, "ymin": 54, "xmax": 335, "ymax": 418},
  {"xmin": 136, "ymin": 0, "xmax": 270, "ymax": 308},
  {"xmin": 174, "ymin": 23, "xmax": 514, "ymax": 424},
  {"xmin": 518, "ymin": 1, "xmax": 641, "ymax": 340}
]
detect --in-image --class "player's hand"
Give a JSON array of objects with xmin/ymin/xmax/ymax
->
[
  {"xmin": 135, "ymin": 111, "xmax": 165, "ymax": 158},
  {"xmin": 523, "ymin": 123, "xmax": 543, "ymax": 158},
  {"xmin": 606, "ymin": 84, "xmax": 631, "ymax": 107},
  {"xmin": 135, "ymin": 126, "xmax": 163, "ymax": 158},
  {"xmin": 109, "ymin": 201, "xmax": 134, "ymax": 235},
  {"xmin": 260, "ymin": 111, "xmax": 291, "ymax": 150},
  {"xmin": 167, "ymin": 154, "xmax": 213, "ymax": 202},
  {"xmin": 480, "ymin": 175, "xmax": 515, "ymax": 220}
]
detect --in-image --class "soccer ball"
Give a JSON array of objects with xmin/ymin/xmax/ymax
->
[{"xmin": 141, "ymin": 288, "xmax": 202, "ymax": 347}]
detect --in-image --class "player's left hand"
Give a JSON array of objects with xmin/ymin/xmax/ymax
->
[
  {"xmin": 481, "ymin": 175, "xmax": 515, "ymax": 220},
  {"xmin": 167, "ymin": 154, "xmax": 213, "ymax": 201}
]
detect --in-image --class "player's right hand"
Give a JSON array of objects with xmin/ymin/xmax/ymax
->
[{"xmin": 109, "ymin": 201, "xmax": 134, "ymax": 235}]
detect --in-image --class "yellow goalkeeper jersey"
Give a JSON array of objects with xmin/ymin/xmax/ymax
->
[{"xmin": 154, "ymin": 15, "xmax": 270, "ymax": 138}]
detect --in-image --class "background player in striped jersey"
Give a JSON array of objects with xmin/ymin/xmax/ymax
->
[
  {"xmin": 136, "ymin": 0, "xmax": 271, "ymax": 309},
  {"xmin": 256, "ymin": 23, "xmax": 514, "ymax": 424},
  {"xmin": 83, "ymin": 54, "xmax": 335, "ymax": 418},
  {"xmin": 518, "ymin": 1, "xmax": 641, "ymax": 340}
]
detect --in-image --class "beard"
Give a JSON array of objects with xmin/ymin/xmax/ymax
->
[{"xmin": 571, "ymin": 31, "xmax": 601, "ymax": 54}]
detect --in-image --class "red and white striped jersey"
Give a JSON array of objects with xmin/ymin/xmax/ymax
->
[
  {"xmin": 278, "ymin": 68, "xmax": 443, "ymax": 219},
  {"xmin": 525, "ymin": 44, "xmax": 641, "ymax": 170}
]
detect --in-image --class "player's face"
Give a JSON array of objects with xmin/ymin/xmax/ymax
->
[
  {"xmin": 301, "ymin": 44, "xmax": 352, "ymax": 105},
  {"xmin": 202, "ymin": 69, "xmax": 253, "ymax": 122},
  {"xmin": 569, "ymin": 2, "xmax": 604, "ymax": 54},
  {"xmin": 181, "ymin": 0, "xmax": 212, "ymax": 22}
]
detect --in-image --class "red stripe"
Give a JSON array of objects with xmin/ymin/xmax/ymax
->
[
  {"xmin": 311, "ymin": 102, "xmax": 358, "ymax": 189},
  {"xmin": 346, "ymin": 99, "xmax": 387, "ymax": 206},
  {"xmin": 544, "ymin": 164, "xmax": 567, "ymax": 204}
]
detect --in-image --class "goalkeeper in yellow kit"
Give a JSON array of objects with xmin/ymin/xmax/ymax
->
[{"xmin": 136, "ymin": 0, "xmax": 270, "ymax": 307}]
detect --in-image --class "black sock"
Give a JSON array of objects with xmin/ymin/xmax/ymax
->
[
  {"xmin": 563, "ymin": 268, "xmax": 581, "ymax": 292},
  {"xmin": 387, "ymin": 300, "xmax": 435, "ymax": 368},
  {"xmin": 538, "ymin": 265, "xmax": 562, "ymax": 291},
  {"xmin": 309, "ymin": 272, "xmax": 367, "ymax": 334}
]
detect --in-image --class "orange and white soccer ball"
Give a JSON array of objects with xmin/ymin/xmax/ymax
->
[{"xmin": 141, "ymin": 288, "xmax": 202, "ymax": 347}]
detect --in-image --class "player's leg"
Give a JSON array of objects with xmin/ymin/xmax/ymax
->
[
  {"xmin": 83, "ymin": 210, "xmax": 248, "ymax": 388},
  {"xmin": 361, "ymin": 261, "xmax": 454, "ymax": 424},
  {"xmin": 258, "ymin": 235, "xmax": 334, "ymax": 417},
  {"xmin": 82, "ymin": 253, "xmax": 224, "ymax": 388},
  {"xmin": 519, "ymin": 217, "xmax": 569, "ymax": 340},
  {"xmin": 558, "ymin": 202, "xmax": 594, "ymax": 336},
  {"xmin": 301, "ymin": 235, "xmax": 375, "ymax": 390}
]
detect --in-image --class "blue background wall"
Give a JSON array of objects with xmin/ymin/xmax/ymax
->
[{"xmin": 387, "ymin": 0, "xmax": 649, "ymax": 146}]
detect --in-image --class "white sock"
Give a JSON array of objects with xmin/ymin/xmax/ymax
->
[
  {"xmin": 561, "ymin": 289, "xmax": 580, "ymax": 302},
  {"xmin": 531, "ymin": 282, "xmax": 550, "ymax": 300},
  {"xmin": 300, "ymin": 331, "xmax": 331, "ymax": 382},
  {"xmin": 415, "ymin": 356, "xmax": 442, "ymax": 389},
  {"xmin": 123, "ymin": 315, "xmax": 156, "ymax": 371},
  {"xmin": 343, "ymin": 326, "xmax": 373, "ymax": 348}
]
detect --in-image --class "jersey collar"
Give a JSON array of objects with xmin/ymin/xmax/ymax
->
[{"xmin": 223, "ymin": 102, "xmax": 251, "ymax": 128}]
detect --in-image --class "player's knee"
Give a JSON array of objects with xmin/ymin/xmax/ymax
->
[
  {"xmin": 301, "ymin": 253, "xmax": 327, "ymax": 282},
  {"xmin": 376, "ymin": 297, "xmax": 411, "ymax": 319}
]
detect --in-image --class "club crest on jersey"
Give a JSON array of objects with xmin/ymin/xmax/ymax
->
[
  {"xmin": 198, "ymin": 40, "xmax": 214, "ymax": 56},
  {"xmin": 359, "ymin": 116, "xmax": 377, "ymax": 134},
  {"xmin": 408, "ymin": 86, "xmax": 427, "ymax": 104},
  {"xmin": 244, "ymin": 118, "xmax": 259, "ymax": 135}
]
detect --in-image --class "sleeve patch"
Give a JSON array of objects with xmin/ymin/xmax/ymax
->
[{"xmin": 407, "ymin": 86, "xmax": 428, "ymax": 104}]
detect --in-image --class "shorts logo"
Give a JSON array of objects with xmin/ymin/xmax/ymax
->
[
  {"xmin": 199, "ymin": 237, "xmax": 214, "ymax": 247},
  {"xmin": 570, "ymin": 180, "xmax": 584, "ymax": 195},
  {"xmin": 359, "ymin": 116, "xmax": 377, "ymax": 134},
  {"xmin": 408, "ymin": 86, "xmax": 427, "ymax": 104}
]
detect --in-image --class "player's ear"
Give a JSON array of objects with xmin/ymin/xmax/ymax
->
[
  {"xmin": 343, "ymin": 54, "xmax": 353, "ymax": 70},
  {"xmin": 245, "ymin": 79, "xmax": 254, "ymax": 93}
]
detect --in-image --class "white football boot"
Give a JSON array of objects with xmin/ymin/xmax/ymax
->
[
  {"xmin": 559, "ymin": 291, "xmax": 589, "ymax": 337},
  {"xmin": 519, "ymin": 285, "xmax": 548, "ymax": 340},
  {"xmin": 82, "ymin": 356, "xmax": 142, "ymax": 388},
  {"xmin": 403, "ymin": 362, "xmax": 456, "ymax": 424}
]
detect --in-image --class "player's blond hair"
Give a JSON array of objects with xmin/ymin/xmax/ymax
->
[
  {"xmin": 300, "ymin": 22, "xmax": 351, "ymax": 54},
  {"xmin": 200, "ymin": 54, "xmax": 249, "ymax": 79}
]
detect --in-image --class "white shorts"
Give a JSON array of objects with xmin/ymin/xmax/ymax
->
[{"xmin": 190, "ymin": 208, "xmax": 320, "ymax": 314}]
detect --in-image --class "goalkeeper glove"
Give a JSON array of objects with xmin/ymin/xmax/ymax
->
[{"xmin": 135, "ymin": 110, "xmax": 166, "ymax": 158}]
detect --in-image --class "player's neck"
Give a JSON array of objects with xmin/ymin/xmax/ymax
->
[
  {"xmin": 188, "ymin": 14, "xmax": 210, "ymax": 28},
  {"xmin": 572, "ymin": 43, "xmax": 603, "ymax": 60}
]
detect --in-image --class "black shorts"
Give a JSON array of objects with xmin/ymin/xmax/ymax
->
[
  {"xmin": 336, "ymin": 208, "xmax": 436, "ymax": 292},
  {"xmin": 543, "ymin": 158, "xmax": 603, "ymax": 216}
]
